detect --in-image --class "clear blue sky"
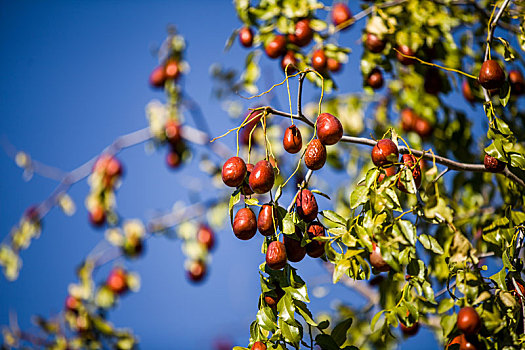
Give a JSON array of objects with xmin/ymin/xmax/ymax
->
[{"xmin": 0, "ymin": 1, "xmax": 487, "ymax": 348}]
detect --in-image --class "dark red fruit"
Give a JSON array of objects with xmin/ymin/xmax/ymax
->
[
  {"xmin": 312, "ymin": 49, "xmax": 327, "ymax": 72},
  {"xmin": 187, "ymin": 260, "xmax": 207, "ymax": 282},
  {"xmin": 462, "ymin": 80, "xmax": 476, "ymax": 103},
  {"xmin": 291, "ymin": 19, "xmax": 313, "ymax": 47},
  {"xmin": 397, "ymin": 154, "xmax": 422, "ymax": 192},
  {"xmin": 367, "ymin": 68, "xmax": 384, "ymax": 90},
  {"xmin": 316, "ymin": 113, "xmax": 343, "ymax": 145},
  {"xmin": 509, "ymin": 70, "xmax": 525, "ymax": 96},
  {"xmin": 249, "ymin": 160, "xmax": 275, "ymax": 194},
  {"xmin": 149, "ymin": 66, "xmax": 166, "ymax": 88},
  {"xmin": 283, "ymin": 229, "xmax": 306, "ymax": 262},
  {"xmin": 306, "ymin": 222, "xmax": 326, "ymax": 258},
  {"xmin": 304, "ymin": 139, "xmax": 327, "ymax": 170},
  {"xmin": 377, "ymin": 166, "xmax": 396, "ymax": 183},
  {"xmin": 165, "ymin": 59, "xmax": 180, "ymax": 80},
  {"xmin": 283, "ymin": 125, "xmax": 302, "ymax": 154},
  {"xmin": 401, "ymin": 108, "xmax": 417, "ymax": 132},
  {"xmin": 281, "ymin": 51, "xmax": 298, "ymax": 75},
  {"xmin": 233, "ymin": 208, "xmax": 257, "ymax": 240},
  {"xmin": 242, "ymin": 163, "xmax": 255, "ymax": 196},
  {"xmin": 424, "ymin": 68, "xmax": 442, "ymax": 95},
  {"xmin": 414, "ymin": 118, "xmax": 433, "ymax": 138},
  {"xmin": 371, "ymin": 139, "xmax": 399, "ymax": 167},
  {"xmin": 366, "ymin": 33, "xmax": 386, "ymax": 53},
  {"xmin": 89, "ymin": 205, "xmax": 106, "ymax": 227},
  {"xmin": 264, "ymin": 288, "xmax": 284, "ymax": 309},
  {"xmin": 265, "ymin": 35, "xmax": 287, "ymax": 59},
  {"xmin": 483, "ymin": 154, "xmax": 507, "ymax": 173},
  {"xmin": 197, "ymin": 224, "xmax": 215, "ymax": 250},
  {"xmin": 447, "ymin": 334, "xmax": 484, "ymax": 350},
  {"xmin": 327, "ymin": 57, "xmax": 342, "ymax": 72},
  {"xmin": 266, "ymin": 241, "xmax": 287, "ymax": 270},
  {"xmin": 240, "ymin": 109, "xmax": 263, "ymax": 146},
  {"xmin": 239, "ymin": 27, "xmax": 254, "ymax": 48},
  {"xmin": 332, "ymin": 3, "xmax": 352, "ymax": 28},
  {"xmin": 478, "ymin": 60, "xmax": 505, "ymax": 90},
  {"xmin": 222, "ymin": 156, "xmax": 247, "ymax": 187},
  {"xmin": 65, "ymin": 295, "xmax": 80, "ymax": 312},
  {"xmin": 400, "ymin": 322, "xmax": 419, "ymax": 337},
  {"xmin": 370, "ymin": 242, "xmax": 390, "ymax": 272},
  {"xmin": 396, "ymin": 45, "xmax": 415, "ymax": 65},
  {"xmin": 165, "ymin": 120, "xmax": 182, "ymax": 145},
  {"xmin": 106, "ymin": 267, "xmax": 128, "ymax": 294},
  {"xmin": 295, "ymin": 189, "xmax": 318, "ymax": 222},
  {"xmin": 258, "ymin": 204, "xmax": 276, "ymax": 236},
  {"xmin": 251, "ymin": 341, "xmax": 267, "ymax": 350},
  {"xmin": 457, "ymin": 306, "xmax": 481, "ymax": 335},
  {"xmin": 166, "ymin": 151, "xmax": 181, "ymax": 169}
]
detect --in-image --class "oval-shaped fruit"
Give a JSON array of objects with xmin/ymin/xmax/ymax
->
[
  {"xmin": 239, "ymin": 27, "xmax": 254, "ymax": 48},
  {"xmin": 484, "ymin": 154, "xmax": 506, "ymax": 173},
  {"xmin": 457, "ymin": 306, "xmax": 481, "ymax": 335},
  {"xmin": 240, "ymin": 109, "xmax": 263, "ymax": 146},
  {"xmin": 264, "ymin": 288, "xmax": 284, "ymax": 309},
  {"xmin": 65, "ymin": 295, "xmax": 80, "ymax": 312},
  {"xmin": 295, "ymin": 189, "xmax": 318, "ymax": 222},
  {"xmin": 397, "ymin": 154, "xmax": 422, "ymax": 192},
  {"xmin": 265, "ymin": 35, "xmax": 287, "ymax": 59},
  {"xmin": 197, "ymin": 224, "xmax": 215, "ymax": 250},
  {"xmin": 509, "ymin": 70, "xmax": 525, "ymax": 96},
  {"xmin": 304, "ymin": 139, "xmax": 327, "ymax": 170},
  {"xmin": 377, "ymin": 166, "xmax": 396, "ymax": 183},
  {"xmin": 284, "ymin": 229, "xmax": 306, "ymax": 262},
  {"xmin": 242, "ymin": 163, "xmax": 255, "ymax": 195},
  {"xmin": 400, "ymin": 108, "xmax": 417, "ymax": 132},
  {"xmin": 149, "ymin": 66, "xmax": 166, "ymax": 88},
  {"xmin": 370, "ymin": 242, "xmax": 390, "ymax": 272},
  {"xmin": 293, "ymin": 19, "xmax": 313, "ymax": 47},
  {"xmin": 233, "ymin": 208, "xmax": 257, "ymax": 240},
  {"xmin": 165, "ymin": 60, "xmax": 180, "ymax": 80},
  {"xmin": 106, "ymin": 267, "xmax": 128, "ymax": 294},
  {"xmin": 371, "ymin": 139, "xmax": 399, "ymax": 167},
  {"xmin": 414, "ymin": 118, "xmax": 433, "ymax": 138},
  {"xmin": 462, "ymin": 80, "xmax": 476, "ymax": 103},
  {"xmin": 187, "ymin": 260, "xmax": 206, "ymax": 282},
  {"xmin": 251, "ymin": 341, "xmax": 267, "ymax": 350},
  {"xmin": 249, "ymin": 160, "xmax": 275, "ymax": 194},
  {"xmin": 396, "ymin": 45, "xmax": 415, "ymax": 65},
  {"xmin": 166, "ymin": 150, "xmax": 181, "ymax": 169},
  {"xmin": 306, "ymin": 222, "xmax": 326, "ymax": 258},
  {"xmin": 281, "ymin": 51, "xmax": 298, "ymax": 75},
  {"xmin": 424, "ymin": 68, "xmax": 442, "ymax": 95},
  {"xmin": 89, "ymin": 205, "xmax": 106, "ymax": 227},
  {"xmin": 165, "ymin": 120, "xmax": 182, "ymax": 145},
  {"xmin": 94, "ymin": 154, "xmax": 123, "ymax": 179},
  {"xmin": 258, "ymin": 204, "xmax": 276, "ymax": 236},
  {"xmin": 222, "ymin": 156, "xmax": 247, "ymax": 187},
  {"xmin": 400, "ymin": 322, "xmax": 419, "ymax": 337},
  {"xmin": 283, "ymin": 125, "xmax": 302, "ymax": 154},
  {"xmin": 332, "ymin": 3, "xmax": 352, "ymax": 28},
  {"xmin": 327, "ymin": 57, "xmax": 341, "ymax": 73},
  {"xmin": 316, "ymin": 113, "xmax": 343, "ymax": 145},
  {"xmin": 478, "ymin": 60, "xmax": 505, "ymax": 90},
  {"xmin": 366, "ymin": 33, "xmax": 386, "ymax": 53},
  {"xmin": 447, "ymin": 334, "xmax": 483, "ymax": 350},
  {"xmin": 266, "ymin": 241, "xmax": 287, "ymax": 270},
  {"xmin": 367, "ymin": 68, "xmax": 384, "ymax": 90},
  {"xmin": 312, "ymin": 49, "xmax": 327, "ymax": 72}
]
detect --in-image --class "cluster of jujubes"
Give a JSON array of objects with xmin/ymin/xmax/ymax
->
[
  {"xmin": 164, "ymin": 119, "xmax": 187, "ymax": 170},
  {"xmin": 87, "ymin": 154, "xmax": 123, "ymax": 227},
  {"xmin": 149, "ymin": 58, "xmax": 181, "ymax": 89},
  {"xmin": 400, "ymin": 108, "xmax": 433, "ymax": 139},
  {"xmin": 447, "ymin": 307, "xmax": 484, "ymax": 350},
  {"xmin": 185, "ymin": 224, "xmax": 216, "ymax": 283}
]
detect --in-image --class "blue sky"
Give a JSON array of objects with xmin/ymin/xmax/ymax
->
[{"xmin": 0, "ymin": 1, "xmax": 493, "ymax": 348}]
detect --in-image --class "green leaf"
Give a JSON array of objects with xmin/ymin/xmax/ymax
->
[
  {"xmin": 331, "ymin": 318, "xmax": 353, "ymax": 346},
  {"xmin": 245, "ymin": 197, "xmax": 259, "ymax": 206},
  {"xmin": 279, "ymin": 318, "xmax": 301, "ymax": 348},
  {"xmin": 333, "ymin": 259, "xmax": 350, "ymax": 283},
  {"xmin": 371, "ymin": 310, "xmax": 385, "ymax": 331},
  {"xmin": 294, "ymin": 300, "xmax": 317, "ymax": 326},
  {"xmin": 278, "ymin": 293, "xmax": 296, "ymax": 324},
  {"xmin": 229, "ymin": 189, "xmax": 241, "ymax": 226},
  {"xmin": 311, "ymin": 189, "xmax": 331, "ymax": 200},
  {"xmin": 256, "ymin": 306, "xmax": 277, "ymax": 332},
  {"xmin": 315, "ymin": 334, "xmax": 339, "ymax": 350},
  {"xmin": 320, "ymin": 210, "xmax": 346, "ymax": 226},
  {"xmin": 282, "ymin": 213, "xmax": 295, "ymax": 235},
  {"xmin": 418, "ymin": 234, "xmax": 444, "ymax": 254},
  {"xmin": 437, "ymin": 297, "xmax": 455, "ymax": 313},
  {"xmin": 317, "ymin": 320, "xmax": 330, "ymax": 330},
  {"xmin": 397, "ymin": 220, "xmax": 416, "ymax": 246},
  {"xmin": 490, "ymin": 267, "xmax": 507, "ymax": 290},
  {"xmin": 350, "ymin": 186, "xmax": 369, "ymax": 209}
]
